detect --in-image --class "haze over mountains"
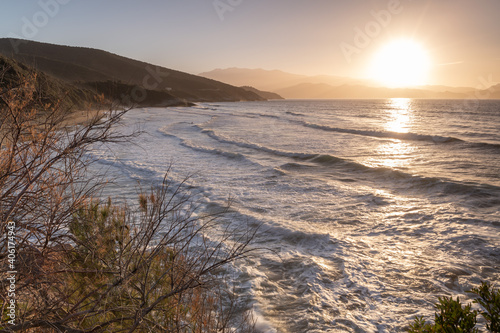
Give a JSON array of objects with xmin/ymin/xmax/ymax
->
[
  {"xmin": 200, "ymin": 68, "xmax": 500, "ymax": 100},
  {"xmin": 199, "ymin": 68, "xmax": 365, "ymax": 92}
]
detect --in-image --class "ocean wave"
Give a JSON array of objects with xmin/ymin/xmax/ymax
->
[
  {"xmin": 200, "ymin": 128, "xmax": 320, "ymax": 160},
  {"xmin": 180, "ymin": 141, "xmax": 247, "ymax": 160},
  {"xmin": 157, "ymin": 127, "xmax": 259, "ymax": 165},
  {"xmin": 466, "ymin": 141, "xmax": 500, "ymax": 151},
  {"xmin": 181, "ymin": 140, "xmax": 251, "ymax": 161},
  {"xmin": 199, "ymin": 127, "xmax": 500, "ymax": 201},
  {"xmin": 310, "ymin": 156, "xmax": 500, "ymax": 200},
  {"xmin": 87, "ymin": 152, "xmax": 162, "ymax": 182},
  {"xmin": 198, "ymin": 127, "xmax": 391, "ymax": 175},
  {"xmin": 285, "ymin": 111, "xmax": 305, "ymax": 116},
  {"xmin": 298, "ymin": 120, "xmax": 500, "ymax": 150},
  {"xmin": 192, "ymin": 105, "xmax": 217, "ymax": 111},
  {"xmin": 254, "ymin": 113, "xmax": 280, "ymax": 119},
  {"xmin": 298, "ymin": 121, "xmax": 463, "ymax": 144}
]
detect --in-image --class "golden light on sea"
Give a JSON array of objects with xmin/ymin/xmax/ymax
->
[{"xmin": 385, "ymin": 98, "xmax": 413, "ymax": 133}]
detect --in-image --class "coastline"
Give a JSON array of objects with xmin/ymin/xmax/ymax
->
[{"xmin": 62, "ymin": 109, "xmax": 107, "ymax": 127}]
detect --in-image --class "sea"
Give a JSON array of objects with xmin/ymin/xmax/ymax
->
[{"xmin": 88, "ymin": 99, "xmax": 500, "ymax": 332}]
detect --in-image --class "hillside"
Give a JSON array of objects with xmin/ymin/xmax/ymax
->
[
  {"xmin": 240, "ymin": 86, "xmax": 283, "ymax": 100},
  {"xmin": 0, "ymin": 55, "xmax": 98, "ymax": 109},
  {"xmin": 0, "ymin": 39, "xmax": 264, "ymax": 105}
]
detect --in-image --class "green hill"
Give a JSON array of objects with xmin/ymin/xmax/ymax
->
[
  {"xmin": 0, "ymin": 54, "xmax": 98, "ymax": 109},
  {"xmin": 0, "ymin": 38, "xmax": 264, "ymax": 106},
  {"xmin": 240, "ymin": 86, "xmax": 284, "ymax": 100}
]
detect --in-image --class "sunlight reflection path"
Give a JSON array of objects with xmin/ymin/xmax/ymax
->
[
  {"xmin": 365, "ymin": 99, "xmax": 417, "ymax": 169},
  {"xmin": 385, "ymin": 98, "xmax": 413, "ymax": 133}
]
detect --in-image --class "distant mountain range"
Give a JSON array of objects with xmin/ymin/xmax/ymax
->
[
  {"xmin": 0, "ymin": 39, "xmax": 268, "ymax": 108},
  {"xmin": 200, "ymin": 68, "xmax": 500, "ymax": 99},
  {"xmin": 199, "ymin": 68, "xmax": 364, "ymax": 92}
]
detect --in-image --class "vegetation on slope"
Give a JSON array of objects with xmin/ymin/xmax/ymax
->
[
  {"xmin": 0, "ymin": 38, "xmax": 265, "ymax": 104},
  {"xmin": 0, "ymin": 55, "xmax": 95, "ymax": 109},
  {"xmin": 240, "ymin": 86, "xmax": 284, "ymax": 100},
  {"xmin": 0, "ymin": 59, "xmax": 257, "ymax": 332}
]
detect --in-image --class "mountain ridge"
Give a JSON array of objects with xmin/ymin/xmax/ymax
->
[
  {"xmin": 201, "ymin": 67, "xmax": 500, "ymax": 100},
  {"xmin": 0, "ymin": 38, "xmax": 265, "ymax": 106},
  {"xmin": 199, "ymin": 67, "xmax": 364, "ymax": 92}
]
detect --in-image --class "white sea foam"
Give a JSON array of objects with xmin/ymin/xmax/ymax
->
[{"xmin": 89, "ymin": 100, "xmax": 500, "ymax": 332}]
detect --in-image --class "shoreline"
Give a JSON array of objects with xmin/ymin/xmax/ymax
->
[
  {"xmin": 62, "ymin": 102, "xmax": 196, "ymax": 127},
  {"xmin": 62, "ymin": 109, "xmax": 107, "ymax": 127}
]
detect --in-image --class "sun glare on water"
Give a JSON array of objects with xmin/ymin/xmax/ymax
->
[
  {"xmin": 386, "ymin": 98, "xmax": 412, "ymax": 133},
  {"xmin": 370, "ymin": 39, "xmax": 431, "ymax": 88}
]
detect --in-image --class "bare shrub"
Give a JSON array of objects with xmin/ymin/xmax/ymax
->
[{"xmin": 0, "ymin": 63, "xmax": 257, "ymax": 332}]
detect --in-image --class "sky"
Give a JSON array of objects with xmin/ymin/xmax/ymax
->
[{"xmin": 1, "ymin": 0, "xmax": 499, "ymax": 87}]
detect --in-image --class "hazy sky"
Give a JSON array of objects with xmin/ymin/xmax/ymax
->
[{"xmin": 1, "ymin": 0, "xmax": 499, "ymax": 87}]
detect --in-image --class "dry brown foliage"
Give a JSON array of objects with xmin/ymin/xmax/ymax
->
[{"xmin": 0, "ymin": 64, "xmax": 257, "ymax": 332}]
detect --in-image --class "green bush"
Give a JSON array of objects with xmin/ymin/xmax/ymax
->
[
  {"xmin": 409, "ymin": 282, "xmax": 500, "ymax": 333},
  {"xmin": 471, "ymin": 282, "xmax": 500, "ymax": 332}
]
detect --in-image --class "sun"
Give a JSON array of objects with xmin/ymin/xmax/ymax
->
[{"xmin": 370, "ymin": 39, "xmax": 431, "ymax": 88}]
